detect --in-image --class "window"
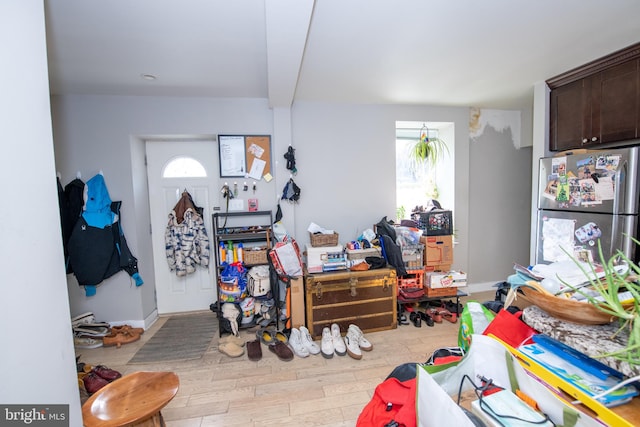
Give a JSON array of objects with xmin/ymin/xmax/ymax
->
[
  {"xmin": 162, "ymin": 157, "xmax": 207, "ymax": 178},
  {"xmin": 395, "ymin": 121, "xmax": 454, "ymax": 222}
]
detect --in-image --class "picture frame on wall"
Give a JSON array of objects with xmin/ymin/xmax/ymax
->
[
  {"xmin": 218, "ymin": 135, "xmax": 272, "ymax": 179},
  {"xmin": 218, "ymin": 135, "xmax": 247, "ymax": 177}
]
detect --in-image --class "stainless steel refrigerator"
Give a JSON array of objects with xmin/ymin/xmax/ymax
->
[{"xmin": 536, "ymin": 147, "xmax": 640, "ymax": 265}]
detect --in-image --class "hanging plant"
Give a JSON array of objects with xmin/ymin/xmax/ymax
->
[{"xmin": 409, "ymin": 125, "xmax": 450, "ymax": 169}]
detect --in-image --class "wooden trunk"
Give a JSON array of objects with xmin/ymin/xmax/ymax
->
[{"xmin": 304, "ymin": 268, "xmax": 397, "ymax": 339}]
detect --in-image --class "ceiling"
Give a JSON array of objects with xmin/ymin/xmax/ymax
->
[{"xmin": 44, "ymin": 1, "xmax": 640, "ymax": 111}]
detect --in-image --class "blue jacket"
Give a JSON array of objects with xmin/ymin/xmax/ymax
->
[{"xmin": 67, "ymin": 174, "xmax": 143, "ymax": 296}]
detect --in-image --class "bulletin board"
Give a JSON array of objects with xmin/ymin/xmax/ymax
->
[
  {"xmin": 218, "ymin": 135, "xmax": 271, "ymax": 180},
  {"xmin": 245, "ymin": 136, "xmax": 271, "ymax": 180}
]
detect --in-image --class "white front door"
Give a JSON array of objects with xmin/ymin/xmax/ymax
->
[{"xmin": 146, "ymin": 139, "xmax": 218, "ymax": 314}]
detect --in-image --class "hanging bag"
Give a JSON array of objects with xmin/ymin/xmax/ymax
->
[{"xmin": 269, "ymin": 238, "xmax": 303, "ymax": 277}]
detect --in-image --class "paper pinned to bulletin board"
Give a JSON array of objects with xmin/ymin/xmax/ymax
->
[{"xmin": 245, "ymin": 136, "xmax": 271, "ymax": 181}]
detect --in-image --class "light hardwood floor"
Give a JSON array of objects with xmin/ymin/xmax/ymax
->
[{"xmin": 76, "ymin": 291, "xmax": 495, "ymax": 426}]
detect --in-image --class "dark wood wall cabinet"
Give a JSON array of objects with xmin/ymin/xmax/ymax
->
[{"xmin": 548, "ymin": 42, "xmax": 640, "ymax": 152}]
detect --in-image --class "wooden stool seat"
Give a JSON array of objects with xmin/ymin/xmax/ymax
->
[{"xmin": 82, "ymin": 371, "xmax": 179, "ymax": 427}]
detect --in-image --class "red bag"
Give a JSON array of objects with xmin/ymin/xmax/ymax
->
[
  {"xmin": 399, "ymin": 287, "xmax": 425, "ymax": 299},
  {"xmin": 482, "ymin": 309, "xmax": 537, "ymax": 348}
]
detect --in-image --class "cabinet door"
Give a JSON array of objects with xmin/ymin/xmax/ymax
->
[
  {"xmin": 550, "ymin": 79, "xmax": 588, "ymax": 151},
  {"xmin": 592, "ymin": 59, "xmax": 640, "ymax": 144}
]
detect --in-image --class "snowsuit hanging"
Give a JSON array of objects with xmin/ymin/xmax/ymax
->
[
  {"xmin": 165, "ymin": 191, "xmax": 210, "ymax": 276},
  {"xmin": 67, "ymin": 174, "xmax": 143, "ymax": 296}
]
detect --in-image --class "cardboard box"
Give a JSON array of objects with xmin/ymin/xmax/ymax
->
[
  {"xmin": 424, "ymin": 264, "xmax": 451, "ymax": 273},
  {"xmin": 290, "ymin": 276, "xmax": 305, "ymax": 328},
  {"xmin": 424, "ymin": 286, "xmax": 459, "ymax": 298},
  {"xmin": 421, "ymin": 235, "xmax": 453, "ymax": 266},
  {"xmin": 427, "ymin": 270, "xmax": 467, "ymax": 289},
  {"xmin": 305, "ymin": 244, "xmax": 343, "ymax": 273}
]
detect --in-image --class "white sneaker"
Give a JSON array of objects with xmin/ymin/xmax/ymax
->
[
  {"xmin": 71, "ymin": 312, "xmax": 95, "ymax": 327},
  {"xmin": 288, "ymin": 328, "xmax": 310, "ymax": 358},
  {"xmin": 73, "ymin": 335, "xmax": 103, "ymax": 349},
  {"xmin": 299, "ymin": 326, "xmax": 321, "ymax": 355},
  {"xmin": 348, "ymin": 324, "xmax": 373, "ymax": 351},
  {"xmin": 344, "ymin": 329, "xmax": 362, "ymax": 360},
  {"xmin": 331, "ymin": 323, "xmax": 346, "ymax": 356},
  {"xmin": 321, "ymin": 327, "xmax": 334, "ymax": 359}
]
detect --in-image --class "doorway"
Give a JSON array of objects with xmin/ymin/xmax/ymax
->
[{"xmin": 145, "ymin": 139, "xmax": 219, "ymax": 314}]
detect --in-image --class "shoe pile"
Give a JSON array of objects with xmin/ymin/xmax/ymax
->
[
  {"xmin": 72, "ymin": 312, "xmax": 111, "ymax": 349},
  {"xmin": 77, "ymin": 363, "xmax": 123, "ymax": 394},
  {"xmin": 103, "ymin": 324, "xmax": 144, "ymax": 348}
]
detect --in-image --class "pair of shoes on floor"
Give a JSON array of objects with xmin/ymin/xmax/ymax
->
[
  {"xmin": 103, "ymin": 326, "xmax": 142, "ymax": 349},
  {"xmin": 425, "ymin": 308, "xmax": 442, "ymax": 323},
  {"xmin": 435, "ymin": 307, "xmax": 457, "ymax": 323},
  {"xmin": 256, "ymin": 327, "xmax": 288, "ymax": 346},
  {"xmin": 443, "ymin": 300, "xmax": 463, "ymax": 316},
  {"xmin": 219, "ymin": 334, "xmax": 245, "ymax": 357},
  {"xmin": 74, "ymin": 335, "xmax": 103, "ymax": 349},
  {"xmin": 344, "ymin": 324, "xmax": 372, "ymax": 360},
  {"xmin": 320, "ymin": 323, "xmax": 347, "ymax": 359},
  {"xmin": 81, "ymin": 365, "xmax": 122, "ymax": 394},
  {"xmin": 288, "ymin": 326, "xmax": 321, "ymax": 358},
  {"xmin": 219, "ymin": 342, "xmax": 244, "ymax": 357}
]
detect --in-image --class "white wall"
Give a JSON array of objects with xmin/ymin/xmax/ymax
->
[
  {"xmin": 0, "ymin": 0, "xmax": 81, "ymax": 423},
  {"xmin": 52, "ymin": 95, "xmax": 277, "ymax": 324},
  {"xmin": 52, "ymin": 94, "xmax": 533, "ymax": 323},
  {"xmin": 469, "ymin": 124, "xmax": 532, "ymax": 282},
  {"xmin": 290, "ymin": 101, "xmax": 472, "ymax": 271}
]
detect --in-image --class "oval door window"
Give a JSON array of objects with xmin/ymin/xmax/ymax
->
[{"xmin": 162, "ymin": 156, "xmax": 206, "ymax": 178}]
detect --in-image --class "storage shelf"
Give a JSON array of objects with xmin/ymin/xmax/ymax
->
[{"xmin": 212, "ymin": 210, "xmax": 274, "ymax": 337}]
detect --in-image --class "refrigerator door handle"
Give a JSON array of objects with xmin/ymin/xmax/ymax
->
[{"xmin": 612, "ymin": 159, "xmax": 624, "ymax": 214}]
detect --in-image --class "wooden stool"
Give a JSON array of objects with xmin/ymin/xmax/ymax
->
[{"xmin": 82, "ymin": 371, "xmax": 179, "ymax": 427}]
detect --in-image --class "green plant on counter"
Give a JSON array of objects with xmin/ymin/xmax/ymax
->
[
  {"xmin": 562, "ymin": 238, "xmax": 640, "ymax": 365},
  {"xmin": 396, "ymin": 205, "xmax": 406, "ymax": 222}
]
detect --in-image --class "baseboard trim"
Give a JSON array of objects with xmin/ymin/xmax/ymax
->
[
  {"xmin": 109, "ymin": 309, "xmax": 158, "ymax": 332},
  {"xmin": 466, "ymin": 281, "xmax": 501, "ymax": 294},
  {"xmin": 144, "ymin": 309, "xmax": 159, "ymax": 330}
]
